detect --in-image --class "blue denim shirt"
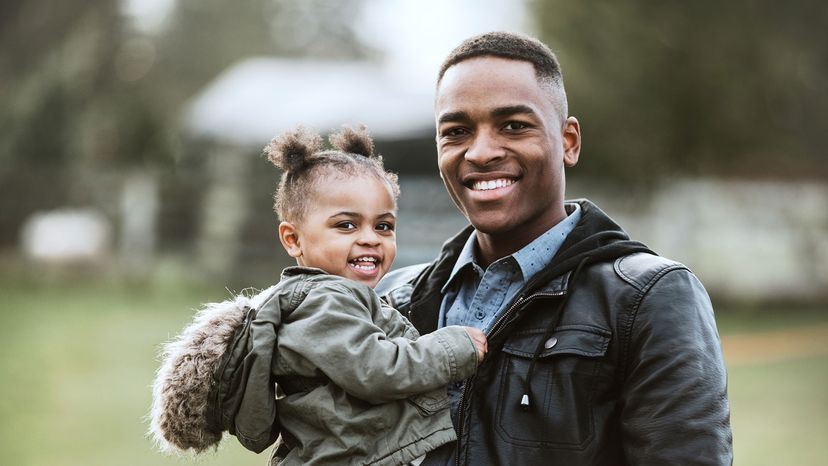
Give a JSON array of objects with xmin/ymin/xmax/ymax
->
[{"xmin": 438, "ymin": 203, "xmax": 582, "ymax": 413}]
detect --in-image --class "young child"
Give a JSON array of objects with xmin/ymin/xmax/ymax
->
[{"xmin": 150, "ymin": 125, "xmax": 487, "ymax": 466}]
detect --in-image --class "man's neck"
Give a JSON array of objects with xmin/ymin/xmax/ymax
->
[{"xmin": 473, "ymin": 208, "xmax": 569, "ymax": 268}]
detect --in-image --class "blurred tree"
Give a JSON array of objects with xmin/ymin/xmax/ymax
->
[
  {"xmin": 0, "ymin": 0, "xmax": 371, "ymax": 247},
  {"xmin": 0, "ymin": 0, "xmax": 371, "ymax": 172},
  {"xmin": 531, "ymin": 0, "xmax": 828, "ymax": 181},
  {"xmin": 0, "ymin": 0, "xmax": 173, "ymax": 171}
]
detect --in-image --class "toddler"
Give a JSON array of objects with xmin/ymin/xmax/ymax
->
[{"xmin": 150, "ymin": 125, "xmax": 487, "ymax": 466}]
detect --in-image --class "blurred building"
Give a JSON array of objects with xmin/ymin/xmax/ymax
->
[{"xmin": 4, "ymin": 0, "xmax": 826, "ymax": 305}]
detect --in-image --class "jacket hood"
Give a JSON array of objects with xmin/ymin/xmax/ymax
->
[
  {"xmin": 149, "ymin": 285, "xmax": 278, "ymax": 454},
  {"xmin": 525, "ymin": 199, "xmax": 654, "ymax": 290}
]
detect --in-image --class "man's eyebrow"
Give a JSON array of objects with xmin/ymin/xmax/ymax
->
[
  {"xmin": 437, "ymin": 111, "xmax": 470, "ymax": 125},
  {"xmin": 491, "ymin": 105, "xmax": 537, "ymax": 118},
  {"xmin": 437, "ymin": 106, "xmax": 537, "ymax": 125}
]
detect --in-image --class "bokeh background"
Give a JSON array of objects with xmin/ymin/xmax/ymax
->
[{"xmin": 1, "ymin": 1, "xmax": 826, "ymax": 465}]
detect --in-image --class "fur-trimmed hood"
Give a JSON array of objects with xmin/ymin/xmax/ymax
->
[{"xmin": 149, "ymin": 285, "xmax": 277, "ymax": 453}]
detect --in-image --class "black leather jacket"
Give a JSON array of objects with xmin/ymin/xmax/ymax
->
[{"xmin": 379, "ymin": 200, "xmax": 732, "ymax": 465}]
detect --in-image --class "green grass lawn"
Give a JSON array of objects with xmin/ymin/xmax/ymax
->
[
  {"xmin": 0, "ymin": 282, "xmax": 825, "ymax": 466},
  {"xmin": 0, "ymin": 282, "xmax": 264, "ymax": 466}
]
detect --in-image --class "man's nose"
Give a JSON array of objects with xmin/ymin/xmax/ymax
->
[{"xmin": 464, "ymin": 129, "xmax": 504, "ymax": 166}]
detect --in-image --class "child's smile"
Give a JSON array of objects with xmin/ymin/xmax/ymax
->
[
  {"xmin": 349, "ymin": 255, "xmax": 380, "ymax": 272},
  {"xmin": 281, "ymin": 174, "xmax": 397, "ymax": 288}
]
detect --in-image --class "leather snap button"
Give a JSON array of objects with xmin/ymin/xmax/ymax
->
[{"xmin": 544, "ymin": 336, "xmax": 558, "ymax": 349}]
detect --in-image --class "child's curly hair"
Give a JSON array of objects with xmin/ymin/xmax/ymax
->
[{"xmin": 265, "ymin": 125, "xmax": 400, "ymax": 223}]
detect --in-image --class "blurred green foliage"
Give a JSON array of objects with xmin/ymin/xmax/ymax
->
[
  {"xmin": 0, "ymin": 0, "xmax": 371, "ymax": 249},
  {"xmin": 3, "ymin": 0, "xmax": 824, "ymax": 180},
  {"xmin": 0, "ymin": 0, "xmax": 370, "ymax": 174},
  {"xmin": 532, "ymin": 0, "xmax": 827, "ymax": 181}
]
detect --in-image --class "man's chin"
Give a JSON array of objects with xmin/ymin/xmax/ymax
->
[{"xmin": 467, "ymin": 215, "xmax": 517, "ymax": 237}]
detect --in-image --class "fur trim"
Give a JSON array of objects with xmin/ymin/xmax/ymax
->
[{"xmin": 149, "ymin": 287, "xmax": 274, "ymax": 453}]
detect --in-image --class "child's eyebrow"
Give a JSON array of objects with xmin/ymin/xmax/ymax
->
[
  {"xmin": 328, "ymin": 211, "xmax": 396, "ymax": 221},
  {"xmin": 328, "ymin": 211, "xmax": 361, "ymax": 219}
]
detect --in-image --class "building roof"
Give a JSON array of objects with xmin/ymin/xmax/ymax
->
[{"xmin": 185, "ymin": 57, "xmax": 435, "ymax": 146}]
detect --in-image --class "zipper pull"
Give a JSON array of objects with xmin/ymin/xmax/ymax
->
[{"xmin": 520, "ymin": 393, "xmax": 530, "ymax": 410}]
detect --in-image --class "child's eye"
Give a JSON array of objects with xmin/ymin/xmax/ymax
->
[
  {"xmin": 376, "ymin": 222, "xmax": 395, "ymax": 232},
  {"xmin": 336, "ymin": 221, "xmax": 357, "ymax": 230}
]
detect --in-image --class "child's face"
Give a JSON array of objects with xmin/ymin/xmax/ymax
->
[{"xmin": 279, "ymin": 174, "xmax": 397, "ymax": 288}]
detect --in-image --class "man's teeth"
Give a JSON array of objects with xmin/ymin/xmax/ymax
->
[{"xmin": 472, "ymin": 179, "xmax": 514, "ymax": 191}]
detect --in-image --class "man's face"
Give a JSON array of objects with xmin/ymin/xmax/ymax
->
[{"xmin": 435, "ymin": 56, "xmax": 580, "ymax": 251}]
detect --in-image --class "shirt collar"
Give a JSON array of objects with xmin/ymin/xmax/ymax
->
[
  {"xmin": 512, "ymin": 202, "xmax": 581, "ymax": 280},
  {"xmin": 441, "ymin": 230, "xmax": 479, "ymax": 293},
  {"xmin": 441, "ymin": 202, "xmax": 582, "ymax": 293}
]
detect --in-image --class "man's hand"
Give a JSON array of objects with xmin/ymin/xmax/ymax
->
[{"xmin": 462, "ymin": 327, "xmax": 488, "ymax": 362}]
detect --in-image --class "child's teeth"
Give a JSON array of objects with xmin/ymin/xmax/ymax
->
[
  {"xmin": 350, "ymin": 257, "xmax": 378, "ymax": 271},
  {"xmin": 352, "ymin": 263, "xmax": 377, "ymax": 271}
]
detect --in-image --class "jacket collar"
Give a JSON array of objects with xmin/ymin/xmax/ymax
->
[
  {"xmin": 407, "ymin": 199, "xmax": 654, "ymax": 333},
  {"xmin": 281, "ymin": 266, "xmax": 327, "ymax": 278}
]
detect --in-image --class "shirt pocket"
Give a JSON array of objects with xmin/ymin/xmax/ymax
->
[{"xmin": 494, "ymin": 324, "xmax": 610, "ymax": 449}]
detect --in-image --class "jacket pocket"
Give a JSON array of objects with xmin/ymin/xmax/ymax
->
[
  {"xmin": 407, "ymin": 388, "xmax": 451, "ymax": 416},
  {"xmin": 494, "ymin": 324, "xmax": 610, "ymax": 449}
]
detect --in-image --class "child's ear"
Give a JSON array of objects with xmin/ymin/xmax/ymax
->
[{"xmin": 278, "ymin": 221, "xmax": 302, "ymax": 258}]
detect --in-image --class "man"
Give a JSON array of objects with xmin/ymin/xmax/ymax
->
[{"xmin": 377, "ymin": 31, "xmax": 732, "ymax": 465}]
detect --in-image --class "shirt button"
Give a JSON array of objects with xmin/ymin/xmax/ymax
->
[
  {"xmin": 544, "ymin": 336, "xmax": 558, "ymax": 349},
  {"xmin": 475, "ymin": 310, "xmax": 485, "ymax": 320}
]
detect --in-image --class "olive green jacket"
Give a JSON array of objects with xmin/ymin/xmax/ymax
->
[{"xmin": 268, "ymin": 268, "xmax": 479, "ymax": 465}]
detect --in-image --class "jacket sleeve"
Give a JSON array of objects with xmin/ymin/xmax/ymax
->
[
  {"xmin": 277, "ymin": 281, "xmax": 479, "ymax": 404},
  {"xmin": 621, "ymin": 268, "xmax": 733, "ymax": 466}
]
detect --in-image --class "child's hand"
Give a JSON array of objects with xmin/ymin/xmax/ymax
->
[{"xmin": 462, "ymin": 327, "xmax": 488, "ymax": 362}]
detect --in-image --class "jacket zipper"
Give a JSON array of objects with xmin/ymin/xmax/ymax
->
[{"xmin": 453, "ymin": 290, "xmax": 566, "ymax": 465}]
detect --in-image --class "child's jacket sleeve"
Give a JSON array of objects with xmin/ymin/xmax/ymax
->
[{"xmin": 277, "ymin": 280, "xmax": 479, "ymax": 404}]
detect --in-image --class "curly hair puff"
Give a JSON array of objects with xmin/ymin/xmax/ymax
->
[{"xmin": 264, "ymin": 125, "xmax": 400, "ymax": 223}]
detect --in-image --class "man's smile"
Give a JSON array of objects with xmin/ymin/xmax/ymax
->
[{"xmin": 471, "ymin": 178, "xmax": 515, "ymax": 191}]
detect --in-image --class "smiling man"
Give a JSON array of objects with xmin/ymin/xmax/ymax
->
[{"xmin": 378, "ymin": 32, "xmax": 733, "ymax": 465}]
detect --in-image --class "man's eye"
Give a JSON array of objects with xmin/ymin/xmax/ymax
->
[
  {"xmin": 336, "ymin": 222, "xmax": 356, "ymax": 230},
  {"xmin": 376, "ymin": 222, "xmax": 395, "ymax": 232},
  {"xmin": 441, "ymin": 127, "xmax": 468, "ymax": 138},
  {"xmin": 504, "ymin": 121, "xmax": 529, "ymax": 131}
]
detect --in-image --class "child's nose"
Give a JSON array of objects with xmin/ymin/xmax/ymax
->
[{"xmin": 356, "ymin": 228, "xmax": 381, "ymax": 245}]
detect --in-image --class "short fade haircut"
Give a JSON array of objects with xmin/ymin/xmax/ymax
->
[{"xmin": 437, "ymin": 31, "xmax": 569, "ymax": 120}]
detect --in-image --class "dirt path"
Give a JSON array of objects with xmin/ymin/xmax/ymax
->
[{"xmin": 721, "ymin": 324, "xmax": 828, "ymax": 366}]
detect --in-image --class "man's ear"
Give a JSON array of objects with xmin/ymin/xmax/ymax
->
[
  {"xmin": 562, "ymin": 116, "xmax": 581, "ymax": 167},
  {"xmin": 278, "ymin": 221, "xmax": 302, "ymax": 258}
]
